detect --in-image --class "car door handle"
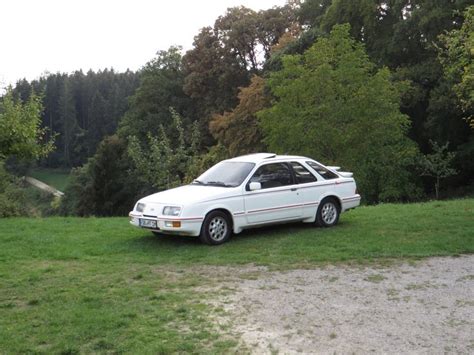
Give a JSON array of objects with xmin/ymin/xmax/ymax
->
[{"xmin": 291, "ymin": 188, "xmax": 298, "ymax": 191}]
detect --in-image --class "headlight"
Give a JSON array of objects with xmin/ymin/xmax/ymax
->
[
  {"xmin": 136, "ymin": 203, "xmax": 145, "ymax": 213},
  {"xmin": 163, "ymin": 206, "xmax": 181, "ymax": 216}
]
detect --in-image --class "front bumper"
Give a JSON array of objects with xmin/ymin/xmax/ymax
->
[{"xmin": 129, "ymin": 212, "xmax": 203, "ymax": 237}]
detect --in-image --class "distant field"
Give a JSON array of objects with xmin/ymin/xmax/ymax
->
[
  {"xmin": 29, "ymin": 168, "xmax": 71, "ymax": 191},
  {"xmin": 0, "ymin": 198, "xmax": 473, "ymax": 353}
]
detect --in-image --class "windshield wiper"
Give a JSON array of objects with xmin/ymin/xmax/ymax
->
[
  {"xmin": 205, "ymin": 181, "xmax": 233, "ymax": 187},
  {"xmin": 192, "ymin": 179, "xmax": 205, "ymax": 185}
]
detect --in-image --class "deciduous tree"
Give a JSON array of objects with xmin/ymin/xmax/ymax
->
[
  {"xmin": 419, "ymin": 141, "xmax": 457, "ymax": 199},
  {"xmin": 438, "ymin": 5, "xmax": 474, "ymax": 128},
  {"xmin": 259, "ymin": 24, "xmax": 419, "ymax": 203},
  {"xmin": 0, "ymin": 88, "xmax": 54, "ymax": 160},
  {"xmin": 119, "ymin": 47, "xmax": 192, "ymax": 143},
  {"xmin": 210, "ymin": 75, "xmax": 268, "ymax": 156},
  {"xmin": 127, "ymin": 108, "xmax": 200, "ymax": 190}
]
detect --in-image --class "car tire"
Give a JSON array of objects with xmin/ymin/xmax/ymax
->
[
  {"xmin": 316, "ymin": 197, "xmax": 340, "ymax": 227},
  {"xmin": 199, "ymin": 211, "xmax": 231, "ymax": 245}
]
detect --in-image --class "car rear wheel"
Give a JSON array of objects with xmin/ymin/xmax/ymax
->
[
  {"xmin": 316, "ymin": 198, "xmax": 340, "ymax": 227},
  {"xmin": 199, "ymin": 211, "xmax": 231, "ymax": 245}
]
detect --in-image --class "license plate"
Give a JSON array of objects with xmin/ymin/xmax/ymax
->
[{"xmin": 139, "ymin": 219, "xmax": 157, "ymax": 229}]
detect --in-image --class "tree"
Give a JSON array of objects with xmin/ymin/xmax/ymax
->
[
  {"xmin": 182, "ymin": 27, "xmax": 250, "ymax": 117},
  {"xmin": 0, "ymin": 88, "xmax": 54, "ymax": 160},
  {"xmin": 419, "ymin": 141, "xmax": 457, "ymax": 199},
  {"xmin": 58, "ymin": 79, "xmax": 82, "ymax": 167},
  {"xmin": 11, "ymin": 69, "xmax": 139, "ymax": 168},
  {"xmin": 0, "ymin": 88, "xmax": 55, "ymax": 217},
  {"xmin": 259, "ymin": 24, "xmax": 419, "ymax": 203},
  {"xmin": 214, "ymin": 5, "xmax": 299, "ymax": 72},
  {"xmin": 209, "ymin": 75, "xmax": 269, "ymax": 156},
  {"xmin": 127, "ymin": 108, "xmax": 200, "ymax": 191},
  {"xmin": 183, "ymin": 5, "xmax": 299, "ymax": 143},
  {"xmin": 119, "ymin": 47, "xmax": 193, "ymax": 143},
  {"xmin": 257, "ymin": 3, "xmax": 300, "ymax": 58},
  {"xmin": 294, "ymin": 0, "xmax": 471, "ymax": 154},
  {"xmin": 438, "ymin": 5, "xmax": 474, "ymax": 128},
  {"xmin": 60, "ymin": 135, "xmax": 139, "ymax": 216}
]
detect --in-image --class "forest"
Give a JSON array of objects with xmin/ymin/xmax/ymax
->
[{"xmin": 1, "ymin": 0, "xmax": 473, "ymax": 217}]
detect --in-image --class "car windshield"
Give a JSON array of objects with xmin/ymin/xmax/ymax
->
[{"xmin": 193, "ymin": 162, "xmax": 255, "ymax": 187}]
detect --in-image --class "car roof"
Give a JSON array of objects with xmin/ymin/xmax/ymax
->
[{"xmin": 227, "ymin": 153, "xmax": 309, "ymax": 164}]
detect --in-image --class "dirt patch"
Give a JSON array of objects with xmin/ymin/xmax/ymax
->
[{"xmin": 210, "ymin": 256, "xmax": 474, "ymax": 354}]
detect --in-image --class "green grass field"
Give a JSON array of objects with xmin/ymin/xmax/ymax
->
[
  {"xmin": 29, "ymin": 168, "xmax": 71, "ymax": 191},
  {"xmin": 0, "ymin": 199, "xmax": 473, "ymax": 353}
]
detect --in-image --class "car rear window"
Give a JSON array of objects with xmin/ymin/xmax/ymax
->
[{"xmin": 306, "ymin": 161, "xmax": 339, "ymax": 180}]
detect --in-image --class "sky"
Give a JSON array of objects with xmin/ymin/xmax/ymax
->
[{"xmin": 0, "ymin": 0, "xmax": 287, "ymax": 90}]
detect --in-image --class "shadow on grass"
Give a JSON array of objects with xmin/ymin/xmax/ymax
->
[{"xmin": 127, "ymin": 219, "xmax": 352, "ymax": 250}]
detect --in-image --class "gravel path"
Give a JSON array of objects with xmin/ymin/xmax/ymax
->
[{"xmin": 214, "ymin": 256, "xmax": 474, "ymax": 354}]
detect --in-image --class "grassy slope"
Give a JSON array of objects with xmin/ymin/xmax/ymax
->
[
  {"xmin": 29, "ymin": 168, "xmax": 71, "ymax": 191},
  {"xmin": 0, "ymin": 199, "xmax": 473, "ymax": 353}
]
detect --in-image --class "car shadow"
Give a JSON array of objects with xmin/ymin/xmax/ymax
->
[{"xmin": 128, "ymin": 219, "xmax": 352, "ymax": 250}]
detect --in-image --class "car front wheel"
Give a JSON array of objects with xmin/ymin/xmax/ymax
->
[
  {"xmin": 316, "ymin": 198, "xmax": 340, "ymax": 227},
  {"xmin": 199, "ymin": 211, "xmax": 231, "ymax": 245}
]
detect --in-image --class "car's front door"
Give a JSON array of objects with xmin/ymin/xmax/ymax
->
[{"xmin": 243, "ymin": 162, "xmax": 303, "ymax": 224}]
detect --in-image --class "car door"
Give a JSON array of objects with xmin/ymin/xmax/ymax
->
[
  {"xmin": 289, "ymin": 161, "xmax": 325, "ymax": 218},
  {"xmin": 244, "ymin": 162, "xmax": 303, "ymax": 224}
]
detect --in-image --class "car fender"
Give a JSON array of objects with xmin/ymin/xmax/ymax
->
[
  {"xmin": 318, "ymin": 191, "xmax": 343, "ymax": 210},
  {"xmin": 200, "ymin": 203, "xmax": 239, "ymax": 232}
]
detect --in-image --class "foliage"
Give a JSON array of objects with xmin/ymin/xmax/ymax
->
[
  {"xmin": 418, "ymin": 140, "xmax": 457, "ymax": 199},
  {"xmin": 184, "ymin": 144, "xmax": 230, "ymax": 184},
  {"xmin": 209, "ymin": 75, "xmax": 269, "ymax": 156},
  {"xmin": 214, "ymin": 5, "xmax": 298, "ymax": 71},
  {"xmin": 12, "ymin": 69, "xmax": 139, "ymax": 167},
  {"xmin": 182, "ymin": 4, "xmax": 298, "ymax": 143},
  {"xmin": 0, "ymin": 162, "xmax": 26, "ymax": 217},
  {"xmin": 127, "ymin": 108, "xmax": 200, "ymax": 190},
  {"xmin": 438, "ymin": 5, "xmax": 474, "ymax": 128},
  {"xmin": 292, "ymin": 0, "xmax": 473, "ymax": 181},
  {"xmin": 60, "ymin": 135, "xmax": 139, "ymax": 216},
  {"xmin": 0, "ymin": 88, "xmax": 54, "ymax": 161},
  {"xmin": 6, "ymin": 1, "xmax": 474, "ymax": 216},
  {"xmin": 182, "ymin": 26, "xmax": 251, "ymax": 133},
  {"xmin": 119, "ymin": 47, "xmax": 193, "ymax": 143},
  {"xmin": 0, "ymin": 162, "xmax": 58, "ymax": 217},
  {"xmin": 259, "ymin": 24, "xmax": 419, "ymax": 203}
]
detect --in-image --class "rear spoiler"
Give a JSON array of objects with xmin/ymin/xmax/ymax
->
[
  {"xmin": 327, "ymin": 166, "xmax": 353, "ymax": 178},
  {"xmin": 339, "ymin": 172, "xmax": 353, "ymax": 178}
]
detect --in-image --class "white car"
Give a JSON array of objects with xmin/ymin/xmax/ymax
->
[{"xmin": 129, "ymin": 153, "xmax": 360, "ymax": 245}]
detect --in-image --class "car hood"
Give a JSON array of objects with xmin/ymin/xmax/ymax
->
[{"xmin": 139, "ymin": 184, "xmax": 238, "ymax": 206}]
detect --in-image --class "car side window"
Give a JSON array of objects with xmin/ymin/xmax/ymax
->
[
  {"xmin": 249, "ymin": 163, "xmax": 293, "ymax": 189},
  {"xmin": 306, "ymin": 161, "xmax": 339, "ymax": 180},
  {"xmin": 290, "ymin": 162, "xmax": 318, "ymax": 183}
]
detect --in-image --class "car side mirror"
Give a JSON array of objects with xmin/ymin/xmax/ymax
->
[{"xmin": 249, "ymin": 182, "xmax": 261, "ymax": 191}]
